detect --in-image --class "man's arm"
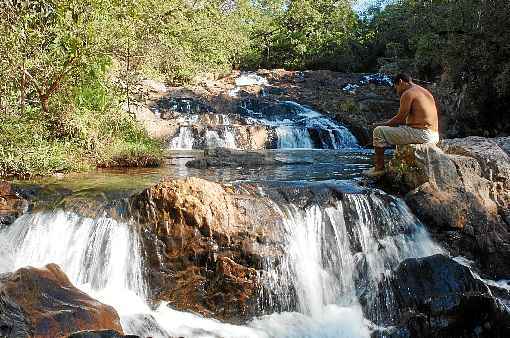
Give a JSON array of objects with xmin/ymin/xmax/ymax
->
[{"xmin": 373, "ymin": 92, "xmax": 413, "ymax": 127}]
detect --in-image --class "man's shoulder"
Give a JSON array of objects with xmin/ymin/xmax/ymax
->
[
  {"xmin": 401, "ymin": 88, "xmax": 416, "ymax": 100},
  {"xmin": 413, "ymin": 84, "xmax": 433, "ymax": 96},
  {"xmin": 406, "ymin": 85, "xmax": 431, "ymax": 98}
]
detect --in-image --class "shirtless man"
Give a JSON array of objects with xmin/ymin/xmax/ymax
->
[{"xmin": 363, "ymin": 73, "xmax": 439, "ymax": 177}]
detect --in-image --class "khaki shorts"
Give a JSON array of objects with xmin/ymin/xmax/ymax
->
[{"xmin": 373, "ymin": 125, "xmax": 439, "ymax": 147}]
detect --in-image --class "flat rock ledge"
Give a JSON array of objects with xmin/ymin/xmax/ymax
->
[{"xmin": 383, "ymin": 136, "xmax": 510, "ymax": 278}]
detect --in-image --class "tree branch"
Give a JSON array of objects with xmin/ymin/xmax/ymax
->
[
  {"xmin": 46, "ymin": 53, "xmax": 79, "ymax": 97},
  {"xmin": 22, "ymin": 68, "xmax": 43, "ymax": 97}
]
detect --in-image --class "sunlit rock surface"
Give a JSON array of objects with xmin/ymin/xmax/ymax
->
[
  {"xmin": 129, "ymin": 177, "xmax": 285, "ymax": 322},
  {"xmin": 0, "ymin": 264, "xmax": 123, "ymax": 338},
  {"xmin": 385, "ymin": 137, "xmax": 510, "ymax": 278}
]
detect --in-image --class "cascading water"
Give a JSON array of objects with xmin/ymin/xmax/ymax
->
[
  {"xmin": 168, "ymin": 113, "xmax": 239, "ymax": 150},
  {"xmin": 166, "ymin": 73, "xmax": 358, "ymax": 151},
  {"xmin": 242, "ymin": 100, "xmax": 359, "ymax": 150},
  {"xmin": 276, "ymin": 127, "xmax": 314, "ymax": 149},
  {"xmin": 169, "ymin": 126, "xmax": 194, "ymax": 149},
  {"xmin": 0, "ymin": 210, "xmax": 261, "ymax": 338},
  {"xmin": 0, "ymin": 185, "xmax": 443, "ymax": 338},
  {"xmin": 250, "ymin": 189, "xmax": 443, "ymax": 337}
]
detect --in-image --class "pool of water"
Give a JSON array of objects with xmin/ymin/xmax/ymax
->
[{"xmin": 13, "ymin": 149, "xmax": 375, "ymax": 205}]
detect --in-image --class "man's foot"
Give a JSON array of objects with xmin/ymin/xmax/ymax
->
[{"xmin": 362, "ymin": 167, "xmax": 385, "ymax": 178}]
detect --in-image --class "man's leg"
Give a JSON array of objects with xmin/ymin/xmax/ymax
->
[
  {"xmin": 363, "ymin": 126, "xmax": 390, "ymax": 177},
  {"xmin": 374, "ymin": 146, "xmax": 385, "ymax": 170}
]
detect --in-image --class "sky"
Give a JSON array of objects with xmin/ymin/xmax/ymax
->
[{"xmin": 353, "ymin": 0, "xmax": 391, "ymax": 13}]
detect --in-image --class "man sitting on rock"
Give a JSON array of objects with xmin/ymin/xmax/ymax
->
[{"xmin": 363, "ymin": 73, "xmax": 440, "ymax": 177}]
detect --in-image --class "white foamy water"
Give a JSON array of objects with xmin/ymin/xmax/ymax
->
[
  {"xmin": 235, "ymin": 73, "xmax": 269, "ymax": 87},
  {"xmin": 169, "ymin": 126, "xmax": 195, "ymax": 149},
  {"xmin": 0, "ymin": 188, "xmax": 442, "ymax": 338},
  {"xmin": 168, "ymin": 114, "xmax": 238, "ymax": 150},
  {"xmin": 276, "ymin": 127, "xmax": 314, "ymax": 149},
  {"xmin": 260, "ymin": 190, "xmax": 444, "ymax": 327}
]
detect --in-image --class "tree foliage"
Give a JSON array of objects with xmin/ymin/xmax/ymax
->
[
  {"xmin": 1, "ymin": 0, "xmax": 508, "ymax": 176},
  {"xmin": 363, "ymin": 0, "xmax": 510, "ymax": 134}
]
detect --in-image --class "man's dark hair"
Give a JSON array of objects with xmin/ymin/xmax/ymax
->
[{"xmin": 393, "ymin": 73, "xmax": 412, "ymax": 84}]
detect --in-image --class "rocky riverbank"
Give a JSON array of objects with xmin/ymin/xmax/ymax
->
[
  {"xmin": 132, "ymin": 69, "xmax": 505, "ymax": 150},
  {"xmin": 383, "ymin": 136, "xmax": 510, "ymax": 279}
]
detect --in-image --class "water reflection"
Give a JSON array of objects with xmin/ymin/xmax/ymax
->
[{"xmin": 13, "ymin": 149, "xmax": 374, "ymax": 204}]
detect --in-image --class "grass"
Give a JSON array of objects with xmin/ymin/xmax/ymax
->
[
  {"xmin": 0, "ymin": 114, "xmax": 162, "ymax": 179},
  {"xmin": 0, "ymin": 101, "xmax": 162, "ymax": 179}
]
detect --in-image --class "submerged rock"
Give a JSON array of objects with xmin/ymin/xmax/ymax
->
[
  {"xmin": 384, "ymin": 137, "xmax": 510, "ymax": 278},
  {"xmin": 185, "ymin": 147, "xmax": 285, "ymax": 168},
  {"xmin": 129, "ymin": 177, "xmax": 285, "ymax": 322},
  {"xmin": 369, "ymin": 254, "xmax": 510, "ymax": 338},
  {"xmin": 0, "ymin": 264, "xmax": 123, "ymax": 338}
]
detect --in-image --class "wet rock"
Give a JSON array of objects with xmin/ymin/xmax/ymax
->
[
  {"xmin": 0, "ymin": 264, "xmax": 123, "ymax": 338},
  {"xmin": 0, "ymin": 181, "xmax": 28, "ymax": 226},
  {"xmin": 185, "ymin": 147, "xmax": 284, "ymax": 168},
  {"xmin": 368, "ymin": 254, "xmax": 510, "ymax": 338},
  {"xmin": 384, "ymin": 138, "xmax": 510, "ymax": 278},
  {"xmin": 129, "ymin": 177, "xmax": 285, "ymax": 322}
]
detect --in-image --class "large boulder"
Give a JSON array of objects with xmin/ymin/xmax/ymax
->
[
  {"xmin": 0, "ymin": 264, "xmax": 123, "ymax": 338},
  {"xmin": 129, "ymin": 177, "xmax": 285, "ymax": 323},
  {"xmin": 369, "ymin": 254, "xmax": 510, "ymax": 338},
  {"xmin": 125, "ymin": 103, "xmax": 177, "ymax": 140},
  {"xmin": 384, "ymin": 137, "xmax": 510, "ymax": 278}
]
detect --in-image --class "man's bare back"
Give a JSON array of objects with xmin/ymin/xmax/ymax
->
[
  {"xmin": 363, "ymin": 74, "xmax": 441, "ymax": 177},
  {"xmin": 400, "ymin": 84, "xmax": 438, "ymax": 132}
]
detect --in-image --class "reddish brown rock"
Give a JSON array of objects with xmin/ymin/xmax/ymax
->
[
  {"xmin": 0, "ymin": 264, "xmax": 123, "ymax": 338},
  {"xmin": 0, "ymin": 180, "xmax": 27, "ymax": 226},
  {"xmin": 130, "ymin": 177, "xmax": 285, "ymax": 322}
]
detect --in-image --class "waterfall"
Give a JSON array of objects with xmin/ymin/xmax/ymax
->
[
  {"xmin": 255, "ymin": 189, "xmax": 443, "ymax": 332},
  {"xmin": 0, "ymin": 210, "xmax": 263, "ymax": 337},
  {"xmin": 276, "ymin": 127, "xmax": 314, "ymax": 149},
  {"xmin": 168, "ymin": 114, "xmax": 239, "ymax": 150},
  {"xmin": 167, "ymin": 99, "xmax": 358, "ymax": 151},
  {"xmin": 0, "ymin": 188, "xmax": 442, "ymax": 338},
  {"xmin": 169, "ymin": 126, "xmax": 194, "ymax": 149}
]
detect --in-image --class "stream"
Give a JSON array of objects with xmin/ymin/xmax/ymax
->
[{"xmin": 0, "ymin": 77, "xmax": 489, "ymax": 338}]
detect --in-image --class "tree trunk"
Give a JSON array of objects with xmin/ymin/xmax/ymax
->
[
  {"xmin": 126, "ymin": 45, "xmax": 131, "ymax": 115},
  {"xmin": 20, "ymin": 62, "xmax": 26, "ymax": 114},
  {"xmin": 41, "ymin": 95, "xmax": 49, "ymax": 115}
]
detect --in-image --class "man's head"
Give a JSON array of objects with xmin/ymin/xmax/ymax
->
[{"xmin": 393, "ymin": 73, "xmax": 412, "ymax": 96}]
